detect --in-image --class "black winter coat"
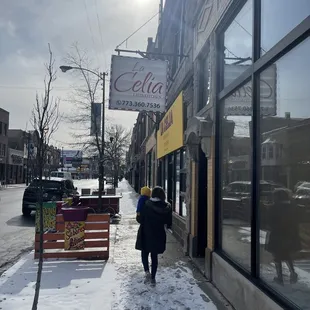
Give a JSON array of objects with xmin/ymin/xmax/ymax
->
[
  {"xmin": 135, "ymin": 199, "xmax": 172, "ymax": 254},
  {"xmin": 265, "ymin": 201, "xmax": 301, "ymax": 260}
]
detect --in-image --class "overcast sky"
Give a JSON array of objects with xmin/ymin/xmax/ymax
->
[{"xmin": 0, "ymin": 0, "xmax": 160, "ymax": 149}]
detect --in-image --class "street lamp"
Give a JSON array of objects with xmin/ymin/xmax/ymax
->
[{"xmin": 60, "ymin": 64, "xmax": 107, "ymax": 208}]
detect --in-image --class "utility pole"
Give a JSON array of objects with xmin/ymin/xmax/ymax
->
[
  {"xmin": 26, "ymin": 132, "xmax": 31, "ymax": 186},
  {"xmin": 98, "ymin": 72, "xmax": 107, "ymax": 211}
]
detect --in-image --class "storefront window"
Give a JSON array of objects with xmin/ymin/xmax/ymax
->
[
  {"xmin": 199, "ymin": 54, "xmax": 211, "ymax": 110},
  {"xmin": 147, "ymin": 152, "xmax": 152, "ymax": 187},
  {"xmin": 181, "ymin": 148, "xmax": 187, "ymax": 216},
  {"xmin": 220, "ymin": 82, "xmax": 252, "ymax": 270},
  {"xmin": 261, "ymin": 0, "xmax": 310, "ymax": 55},
  {"xmin": 259, "ymin": 38, "xmax": 310, "ymax": 308},
  {"xmin": 175, "ymin": 151, "xmax": 180, "ymax": 214},
  {"xmin": 223, "ymin": 0, "xmax": 253, "ymax": 89},
  {"xmin": 165, "ymin": 156, "xmax": 168, "ymax": 196}
]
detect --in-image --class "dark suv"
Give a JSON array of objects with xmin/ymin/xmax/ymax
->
[{"xmin": 22, "ymin": 177, "xmax": 77, "ymax": 216}]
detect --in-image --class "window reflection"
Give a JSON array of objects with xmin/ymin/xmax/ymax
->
[
  {"xmin": 223, "ymin": 0, "xmax": 253, "ymax": 89},
  {"xmin": 220, "ymin": 83, "xmax": 252, "ymax": 269},
  {"xmin": 175, "ymin": 151, "xmax": 180, "ymax": 214},
  {"xmin": 165, "ymin": 157, "xmax": 168, "ymax": 196},
  {"xmin": 261, "ymin": 0, "xmax": 310, "ymax": 55},
  {"xmin": 259, "ymin": 38, "xmax": 310, "ymax": 309}
]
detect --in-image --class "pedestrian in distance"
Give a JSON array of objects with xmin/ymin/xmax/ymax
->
[
  {"xmin": 265, "ymin": 188, "xmax": 301, "ymax": 285},
  {"xmin": 135, "ymin": 186, "xmax": 172, "ymax": 286},
  {"xmin": 136, "ymin": 186, "xmax": 151, "ymax": 222}
]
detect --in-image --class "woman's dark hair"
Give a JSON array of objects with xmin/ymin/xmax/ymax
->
[{"xmin": 151, "ymin": 186, "xmax": 166, "ymax": 201}]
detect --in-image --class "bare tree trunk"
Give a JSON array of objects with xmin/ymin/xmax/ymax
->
[
  {"xmin": 31, "ymin": 43, "xmax": 60, "ymax": 309},
  {"xmin": 32, "ymin": 159, "xmax": 44, "ymax": 310}
]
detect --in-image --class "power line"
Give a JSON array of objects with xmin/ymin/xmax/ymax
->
[
  {"xmin": 94, "ymin": 0, "xmax": 107, "ymax": 69},
  {"xmin": 83, "ymin": 0, "xmax": 101, "ymax": 66},
  {"xmin": 0, "ymin": 82, "xmax": 109, "ymax": 91},
  {"xmin": 116, "ymin": 11, "xmax": 159, "ymax": 49}
]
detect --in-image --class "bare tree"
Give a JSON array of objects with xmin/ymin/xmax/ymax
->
[
  {"xmin": 31, "ymin": 44, "xmax": 61, "ymax": 310},
  {"xmin": 64, "ymin": 43, "xmax": 111, "ymax": 209},
  {"xmin": 104, "ymin": 125, "xmax": 131, "ymax": 186}
]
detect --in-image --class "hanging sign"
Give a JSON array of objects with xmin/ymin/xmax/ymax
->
[
  {"xmin": 157, "ymin": 92, "xmax": 184, "ymax": 158},
  {"xmin": 224, "ymin": 64, "xmax": 277, "ymax": 116},
  {"xmin": 109, "ymin": 55, "xmax": 168, "ymax": 113},
  {"xmin": 90, "ymin": 102, "xmax": 102, "ymax": 136}
]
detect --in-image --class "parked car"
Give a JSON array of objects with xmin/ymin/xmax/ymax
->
[
  {"xmin": 22, "ymin": 177, "xmax": 78, "ymax": 216},
  {"xmin": 223, "ymin": 180, "xmax": 291, "ymax": 200},
  {"xmin": 50, "ymin": 171, "xmax": 72, "ymax": 180},
  {"xmin": 294, "ymin": 181, "xmax": 310, "ymax": 192},
  {"xmin": 105, "ymin": 176, "xmax": 113, "ymax": 185},
  {"xmin": 294, "ymin": 187, "xmax": 310, "ymax": 205}
]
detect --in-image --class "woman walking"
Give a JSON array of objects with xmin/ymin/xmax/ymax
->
[
  {"xmin": 135, "ymin": 186, "xmax": 172, "ymax": 285},
  {"xmin": 265, "ymin": 188, "xmax": 301, "ymax": 285}
]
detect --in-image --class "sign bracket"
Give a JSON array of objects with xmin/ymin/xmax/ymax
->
[
  {"xmin": 115, "ymin": 48, "xmax": 188, "ymax": 59},
  {"xmin": 142, "ymin": 112, "xmax": 158, "ymax": 125}
]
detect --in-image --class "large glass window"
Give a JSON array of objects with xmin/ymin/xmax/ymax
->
[
  {"xmin": 175, "ymin": 151, "xmax": 181, "ymax": 214},
  {"xmin": 261, "ymin": 0, "xmax": 310, "ymax": 55},
  {"xmin": 223, "ymin": 0, "xmax": 253, "ymax": 89},
  {"xmin": 164, "ymin": 156, "xmax": 168, "ymax": 196},
  {"xmin": 220, "ymin": 82, "xmax": 252, "ymax": 270},
  {"xmin": 198, "ymin": 54, "xmax": 211, "ymax": 110},
  {"xmin": 259, "ymin": 38, "xmax": 310, "ymax": 309},
  {"xmin": 180, "ymin": 148, "xmax": 187, "ymax": 216}
]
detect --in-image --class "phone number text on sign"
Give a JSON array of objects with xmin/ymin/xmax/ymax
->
[{"xmin": 116, "ymin": 100, "xmax": 161, "ymax": 110}]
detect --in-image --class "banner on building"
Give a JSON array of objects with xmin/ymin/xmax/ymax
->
[
  {"xmin": 64, "ymin": 221, "xmax": 85, "ymax": 250},
  {"xmin": 90, "ymin": 102, "xmax": 102, "ymax": 136},
  {"xmin": 157, "ymin": 92, "xmax": 184, "ymax": 159},
  {"xmin": 35, "ymin": 202, "xmax": 57, "ymax": 233},
  {"xmin": 224, "ymin": 64, "xmax": 277, "ymax": 116},
  {"xmin": 109, "ymin": 55, "xmax": 168, "ymax": 113}
]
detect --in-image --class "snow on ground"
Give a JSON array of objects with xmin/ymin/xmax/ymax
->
[
  {"xmin": 112, "ymin": 261, "xmax": 216, "ymax": 310},
  {"xmin": 0, "ymin": 180, "xmax": 218, "ymax": 310},
  {"xmin": 0, "ymin": 252, "xmax": 216, "ymax": 310}
]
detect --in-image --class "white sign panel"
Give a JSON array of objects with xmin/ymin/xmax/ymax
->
[
  {"xmin": 62, "ymin": 150, "xmax": 83, "ymax": 160},
  {"xmin": 109, "ymin": 55, "xmax": 168, "ymax": 113},
  {"xmin": 224, "ymin": 64, "xmax": 277, "ymax": 116}
]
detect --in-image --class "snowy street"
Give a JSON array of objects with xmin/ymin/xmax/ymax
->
[
  {"xmin": 0, "ymin": 180, "xmax": 228, "ymax": 310},
  {"xmin": 0, "ymin": 179, "xmax": 100, "ymax": 274}
]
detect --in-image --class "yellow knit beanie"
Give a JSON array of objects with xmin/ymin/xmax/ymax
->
[{"xmin": 140, "ymin": 186, "xmax": 151, "ymax": 197}]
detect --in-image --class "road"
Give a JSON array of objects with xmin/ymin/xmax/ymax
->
[{"xmin": 0, "ymin": 179, "xmax": 100, "ymax": 274}]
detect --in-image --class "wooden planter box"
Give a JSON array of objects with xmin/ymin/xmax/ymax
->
[{"xmin": 34, "ymin": 213, "xmax": 110, "ymax": 260}]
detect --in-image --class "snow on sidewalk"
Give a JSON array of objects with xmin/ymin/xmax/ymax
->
[{"xmin": 0, "ymin": 180, "xmax": 218, "ymax": 309}]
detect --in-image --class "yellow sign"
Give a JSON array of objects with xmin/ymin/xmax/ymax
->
[
  {"xmin": 35, "ymin": 202, "xmax": 57, "ymax": 233},
  {"xmin": 157, "ymin": 92, "xmax": 183, "ymax": 158},
  {"xmin": 64, "ymin": 221, "xmax": 85, "ymax": 250}
]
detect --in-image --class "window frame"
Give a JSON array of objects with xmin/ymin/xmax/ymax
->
[
  {"xmin": 214, "ymin": 0, "xmax": 310, "ymax": 308},
  {"xmin": 198, "ymin": 51, "xmax": 211, "ymax": 111}
]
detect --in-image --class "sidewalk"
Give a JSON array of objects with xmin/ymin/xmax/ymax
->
[
  {"xmin": 0, "ymin": 183, "xmax": 26, "ymax": 190},
  {"xmin": 0, "ymin": 180, "xmax": 231, "ymax": 310}
]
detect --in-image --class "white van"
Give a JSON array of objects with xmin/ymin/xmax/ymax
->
[{"xmin": 50, "ymin": 171, "xmax": 72, "ymax": 180}]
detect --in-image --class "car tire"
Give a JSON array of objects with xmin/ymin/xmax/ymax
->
[{"xmin": 22, "ymin": 207, "xmax": 31, "ymax": 217}]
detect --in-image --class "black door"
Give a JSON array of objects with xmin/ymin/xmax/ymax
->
[{"xmin": 197, "ymin": 147, "xmax": 207, "ymax": 257}]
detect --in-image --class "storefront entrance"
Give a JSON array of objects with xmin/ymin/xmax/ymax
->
[{"xmin": 197, "ymin": 147, "xmax": 207, "ymax": 257}]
